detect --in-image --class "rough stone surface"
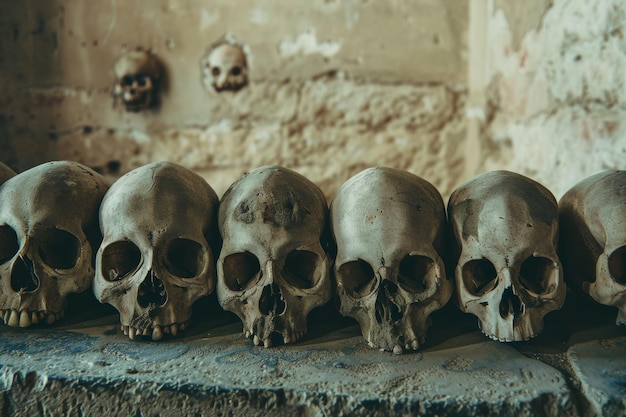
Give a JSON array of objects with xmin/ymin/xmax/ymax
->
[{"xmin": 0, "ymin": 292, "xmax": 623, "ymax": 416}]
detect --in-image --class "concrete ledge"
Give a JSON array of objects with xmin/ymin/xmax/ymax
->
[{"xmin": 0, "ymin": 293, "xmax": 623, "ymax": 416}]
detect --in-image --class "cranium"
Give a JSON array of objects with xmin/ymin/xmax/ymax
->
[
  {"xmin": 217, "ymin": 165, "xmax": 331, "ymax": 347},
  {"xmin": 201, "ymin": 42, "xmax": 249, "ymax": 93},
  {"xmin": 448, "ymin": 170, "xmax": 566, "ymax": 342},
  {"xmin": 330, "ymin": 167, "xmax": 451, "ymax": 353},
  {"xmin": 113, "ymin": 49, "xmax": 161, "ymax": 112},
  {"xmin": 0, "ymin": 161, "xmax": 108, "ymax": 327},
  {"xmin": 559, "ymin": 170, "xmax": 626, "ymax": 326},
  {"xmin": 93, "ymin": 162, "xmax": 219, "ymax": 341}
]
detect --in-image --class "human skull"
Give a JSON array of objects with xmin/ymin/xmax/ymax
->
[
  {"xmin": 448, "ymin": 171, "xmax": 565, "ymax": 342},
  {"xmin": 0, "ymin": 161, "xmax": 108, "ymax": 327},
  {"xmin": 330, "ymin": 167, "xmax": 451, "ymax": 353},
  {"xmin": 559, "ymin": 171, "xmax": 626, "ymax": 326},
  {"xmin": 93, "ymin": 162, "xmax": 219, "ymax": 341},
  {"xmin": 201, "ymin": 43, "xmax": 249, "ymax": 93},
  {"xmin": 113, "ymin": 50, "xmax": 161, "ymax": 112},
  {"xmin": 217, "ymin": 165, "xmax": 331, "ymax": 347}
]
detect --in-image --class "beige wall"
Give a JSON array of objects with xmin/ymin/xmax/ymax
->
[{"xmin": 1, "ymin": 0, "xmax": 624, "ymax": 201}]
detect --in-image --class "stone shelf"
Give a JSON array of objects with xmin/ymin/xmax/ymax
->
[{"xmin": 0, "ymin": 292, "xmax": 623, "ymax": 416}]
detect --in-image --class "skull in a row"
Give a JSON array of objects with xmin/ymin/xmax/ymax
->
[
  {"xmin": 559, "ymin": 171, "xmax": 626, "ymax": 326},
  {"xmin": 217, "ymin": 165, "xmax": 332, "ymax": 347},
  {"xmin": 93, "ymin": 162, "xmax": 219, "ymax": 340},
  {"xmin": 0, "ymin": 161, "xmax": 108, "ymax": 327},
  {"xmin": 448, "ymin": 171, "xmax": 566, "ymax": 342},
  {"xmin": 330, "ymin": 167, "xmax": 451, "ymax": 353}
]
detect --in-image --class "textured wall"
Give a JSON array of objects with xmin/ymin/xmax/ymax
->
[
  {"xmin": 0, "ymin": 0, "xmax": 468, "ymax": 200},
  {"xmin": 483, "ymin": 0, "xmax": 626, "ymax": 199}
]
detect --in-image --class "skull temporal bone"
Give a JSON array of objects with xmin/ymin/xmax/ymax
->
[
  {"xmin": 217, "ymin": 165, "xmax": 332, "ymax": 348},
  {"xmin": 93, "ymin": 162, "xmax": 219, "ymax": 341},
  {"xmin": 559, "ymin": 170, "xmax": 626, "ymax": 326},
  {"xmin": 448, "ymin": 170, "xmax": 565, "ymax": 342},
  {"xmin": 0, "ymin": 161, "xmax": 109, "ymax": 327},
  {"xmin": 330, "ymin": 167, "xmax": 452, "ymax": 353}
]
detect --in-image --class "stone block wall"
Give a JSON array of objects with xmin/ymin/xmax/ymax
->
[{"xmin": 1, "ymin": 0, "xmax": 625, "ymax": 200}]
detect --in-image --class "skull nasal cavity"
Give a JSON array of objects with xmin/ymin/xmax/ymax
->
[
  {"xmin": 137, "ymin": 274, "xmax": 167, "ymax": 308},
  {"xmin": 11, "ymin": 256, "xmax": 40, "ymax": 292},
  {"xmin": 259, "ymin": 283, "xmax": 286, "ymax": 316},
  {"xmin": 499, "ymin": 287, "xmax": 524, "ymax": 319}
]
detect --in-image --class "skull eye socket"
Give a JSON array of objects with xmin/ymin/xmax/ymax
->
[
  {"xmin": 231, "ymin": 66, "xmax": 242, "ymax": 76},
  {"xmin": 608, "ymin": 246, "xmax": 626, "ymax": 285},
  {"xmin": 101, "ymin": 240, "xmax": 141, "ymax": 282},
  {"xmin": 398, "ymin": 255, "xmax": 436, "ymax": 293},
  {"xmin": 0, "ymin": 225, "xmax": 19, "ymax": 264},
  {"xmin": 223, "ymin": 252, "xmax": 260, "ymax": 291},
  {"xmin": 282, "ymin": 250, "xmax": 322, "ymax": 289},
  {"xmin": 462, "ymin": 258, "xmax": 497, "ymax": 296},
  {"xmin": 337, "ymin": 260, "xmax": 376, "ymax": 297},
  {"xmin": 121, "ymin": 75, "xmax": 134, "ymax": 86},
  {"xmin": 519, "ymin": 256, "xmax": 557, "ymax": 294},
  {"xmin": 136, "ymin": 75, "xmax": 148, "ymax": 87},
  {"xmin": 165, "ymin": 238, "xmax": 205, "ymax": 278},
  {"xmin": 211, "ymin": 67, "xmax": 221, "ymax": 77},
  {"xmin": 38, "ymin": 228, "xmax": 80, "ymax": 269}
]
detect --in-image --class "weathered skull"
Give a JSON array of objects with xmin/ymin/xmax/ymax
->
[
  {"xmin": 93, "ymin": 162, "xmax": 219, "ymax": 341},
  {"xmin": 217, "ymin": 165, "xmax": 331, "ymax": 347},
  {"xmin": 0, "ymin": 161, "xmax": 108, "ymax": 327},
  {"xmin": 201, "ymin": 42, "xmax": 249, "ymax": 93},
  {"xmin": 448, "ymin": 170, "xmax": 566, "ymax": 342},
  {"xmin": 559, "ymin": 171, "xmax": 626, "ymax": 326},
  {"xmin": 330, "ymin": 167, "xmax": 451, "ymax": 353},
  {"xmin": 113, "ymin": 50, "xmax": 161, "ymax": 112}
]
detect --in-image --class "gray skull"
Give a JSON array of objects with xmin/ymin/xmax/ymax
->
[
  {"xmin": 559, "ymin": 170, "xmax": 626, "ymax": 326},
  {"xmin": 448, "ymin": 170, "xmax": 566, "ymax": 342},
  {"xmin": 217, "ymin": 165, "xmax": 331, "ymax": 347},
  {"xmin": 330, "ymin": 167, "xmax": 451, "ymax": 353},
  {"xmin": 93, "ymin": 162, "xmax": 219, "ymax": 340},
  {"xmin": 0, "ymin": 161, "xmax": 108, "ymax": 327}
]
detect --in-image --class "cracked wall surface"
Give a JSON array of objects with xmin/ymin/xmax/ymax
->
[{"xmin": 482, "ymin": 0, "xmax": 626, "ymax": 199}]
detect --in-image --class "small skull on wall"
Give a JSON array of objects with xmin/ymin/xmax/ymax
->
[
  {"xmin": 113, "ymin": 49, "xmax": 162, "ymax": 112},
  {"xmin": 200, "ymin": 38, "xmax": 249, "ymax": 93}
]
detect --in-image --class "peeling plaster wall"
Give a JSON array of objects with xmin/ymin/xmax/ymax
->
[
  {"xmin": 0, "ymin": 0, "xmax": 468, "ymax": 199},
  {"xmin": 483, "ymin": 0, "xmax": 626, "ymax": 199}
]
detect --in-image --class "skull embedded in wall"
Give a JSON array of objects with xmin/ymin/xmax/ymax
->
[
  {"xmin": 200, "ymin": 42, "xmax": 249, "ymax": 93},
  {"xmin": 0, "ymin": 161, "xmax": 109, "ymax": 327},
  {"xmin": 448, "ymin": 170, "xmax": 566, "ymax": 342},
  {"xmin": 217, "ymin": 165, "xmax": 331, "ymax": 347},
  {"xmin": 93, "ymin": 162, "xmax": 219, "ymax": 341},
  {"xmin": 113, "ymin": 49, "xmax": 162, "ymax": 112},
  {"xmin": 330, "ymin": 167, "xmax": 451, "ymax": 353},
  {"xmin": 559, "ymin": 171, "xmax": 626, "ymax": 326}
]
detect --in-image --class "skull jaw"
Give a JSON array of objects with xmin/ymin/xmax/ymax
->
[
  {"xmin": 0, "ymin": 292, "xmax": 68, "ymax": 328},
  {"xmin": 223, "ymin": 297, "xmax": 308, "ymax": 348},
  {"xmin": 355, "ymin": 307, "xmax": 431, "ymax": 353},
  {"xmin": 118, "ymin": 303, "xmax": 192, "ymax": 341},
  {"xmin": 121, "ymin": 91, "xmax": 153, "ymax": 112}
]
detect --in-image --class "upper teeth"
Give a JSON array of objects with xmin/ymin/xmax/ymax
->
[{"xmin": 1, "ymin": 309, "xmax": 63, "ymax": 328}]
